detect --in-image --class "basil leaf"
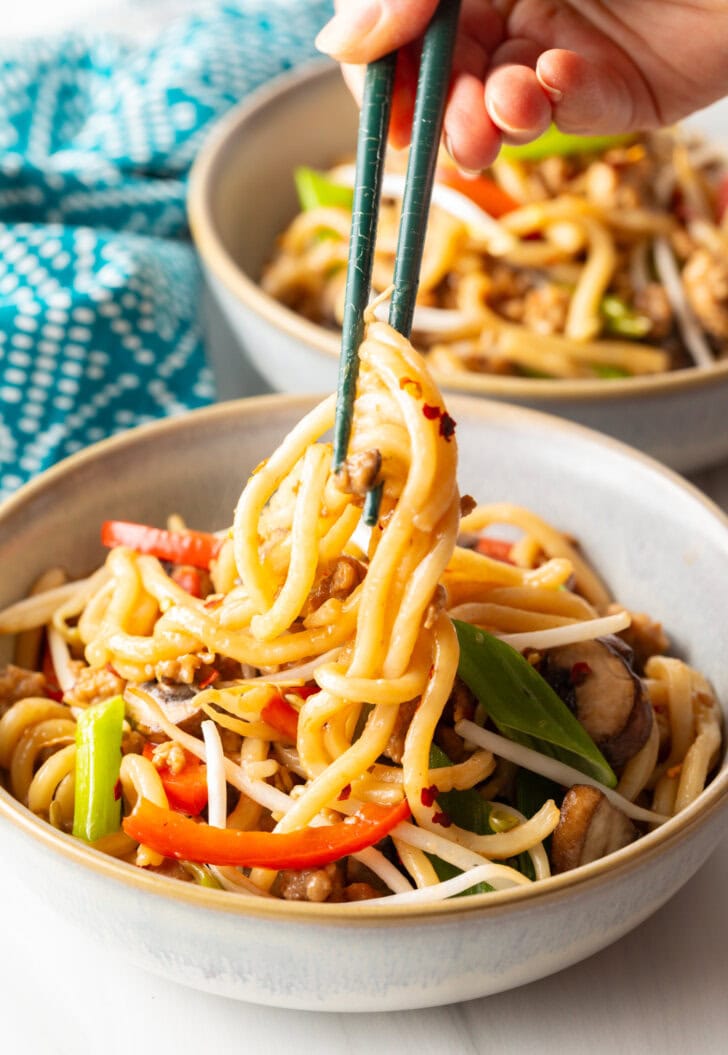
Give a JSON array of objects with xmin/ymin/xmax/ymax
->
[
  {"xmin": 512, "ymin": 770, "xmax": 563, "ymax": 880},
  {"xmin": 453, "ymin": 621, "xmax": 617, "ymax": 788},
  {"xmin": 426, "ymin": 745, "xmax": 494, "ymax": 895}
]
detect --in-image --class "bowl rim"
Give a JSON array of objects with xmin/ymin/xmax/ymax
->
[
  {"xmin": 187, "ymin": 59, "xmax": 728, "ymax": 405},
  {"xmin": 1, "ymin": 392, "xmax": 727, "ymax": 924}
]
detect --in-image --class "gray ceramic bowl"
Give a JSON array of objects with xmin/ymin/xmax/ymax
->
[
  {"xmin": 188, "ymin": 60, "xmax": 728, "ymax": 473},
  {"xmin": 0, "ymin": 394, "xmax": 726, "ymax": 1011}
]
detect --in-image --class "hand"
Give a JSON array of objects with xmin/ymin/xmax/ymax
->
[{"xmin": 316, "ymin": 1, "xmax": 728, "ymax": 171}]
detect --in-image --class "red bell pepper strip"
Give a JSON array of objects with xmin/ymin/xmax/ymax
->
[
  {"xmin": 261, "ymin": 695, "xmax": 300, "ymax": 741},
  {"xmin": 474, "ymin": 536, "xmax": 515, "ymax": 564},
  {"xmin": 123, "ymin": 797, "xmax": 411, "ymax": 869},
  {"xmin": 142, "ymin": 743, "xmax": 209, "ymax": 816},
  {"xmin": 101, "ymin": 520, "xmax": 224, "ymax": 570},
  {"xmin": 437, "ymin": 166, "xmax": 518, "ymax": 218}
]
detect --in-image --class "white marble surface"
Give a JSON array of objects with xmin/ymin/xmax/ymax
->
[{"xmin": 1, "ymin": 3, "xmax": 727, "ymax": 1050}]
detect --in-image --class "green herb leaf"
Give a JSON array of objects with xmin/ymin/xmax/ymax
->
[
  {"xmin": 453, "ymin": 621, "xmax": 617, "ymax": 788},
  {"xmin": 427, "ymin": 744, "xmax": 494, "ymax": 895},
  {"xmin": 512, "ymin": 769, "xmax": 563, "ymax": 879}
]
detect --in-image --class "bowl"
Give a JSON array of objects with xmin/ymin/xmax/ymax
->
[
  {"xmin": 188, "ymin": 60, "xmax": 728, "ymax": 474},
  {"xmin": 0, "ymin": 393, "xmax": 726, "ymax": 1012}
]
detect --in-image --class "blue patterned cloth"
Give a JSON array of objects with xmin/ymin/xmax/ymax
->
[{"xmin": 0, "ymin": 1, "xmax": 333, "ymax": 501}]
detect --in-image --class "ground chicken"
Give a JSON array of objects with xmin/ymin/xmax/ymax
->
[
  {"xmin": 633, "ymin": 282, "xmax": 673, "ymax": 340},
  {"xmin": 610, "ymin": 604, "xmax": 670, "ymax": 673},
  {"xmin": 683, "ymin": 247, "xmax": 728, "ymax": 338},
  {"xmin": 150, "ymin": 739, "xmax": 188, "ymax": 776},
  {"xmin": 335, "ymin": 449, "xmax": 382, "ymax": 496},
  {"xmin": 275, "ymin": 862, "xmax": 345, "ymax": 902},
  {"xmin": 154, "ymin": 654, "xmax": 201, "ymax": 685},
  {"xmin": 63, "ymin": 663, "xmax": 125, "ymax": 708},
  {"xmin": 522, "ymin": 284, "xmax": 571, "ymax": 336},
  {"xmin": 306, "ymin": 556, "xmax": 366, "ymax": 614},
  {"xmin": 0, "ymin": 664, "xmax": 47, "ymax": 717}
]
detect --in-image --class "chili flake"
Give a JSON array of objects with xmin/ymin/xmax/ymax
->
[
  {"xmin": 197, "ymin": 668, "xmax": 220, "ymax": 690},
  {"xmin": 338, "ymin": 784, "xmax": 352, "ymax": 801},
  {"xmin": 420, "ymin": 784, "xmax": 439, "ymax": 808},
  {"xmin": 422, "ymin": 403, "xmax": 441, "ymax": 420},
  {"xmin": 570, "ymin": 661, "xmax": 592, "ymax": 685},
  {"xmin": 432, "ymin": 811, "xmax": 452, "ymax": 828},
  {"xmin": 439, "ymin": 412, "xmax": 456, "ymax": 441}
]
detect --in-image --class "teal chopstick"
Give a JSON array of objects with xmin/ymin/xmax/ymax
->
[
  {"xmin": 388, "ymin": 0, "xmax": 461, "ymax": 336},
  {"xmin": 333, "ymin": 0, "xmax": 462, "ymax": 526},
  {"xmin": 332, "ymin": 52, "xmax": 397, "ymax": 474}
]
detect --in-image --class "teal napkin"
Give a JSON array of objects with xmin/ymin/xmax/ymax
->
[{"xmin": 0, "ymin": 1, "xmax": 333, "ymax": 501}]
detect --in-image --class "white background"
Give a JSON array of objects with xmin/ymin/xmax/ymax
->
[{"xmin": 0, "ymin": 3, "xmax": 727, "ymax": 1051}]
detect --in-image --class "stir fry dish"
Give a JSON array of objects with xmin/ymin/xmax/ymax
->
[
  {"xmin": 0, "ymin": 322, "xmax": 722, "ymax": 903},
  {"xmin": 263, "ymin": 127, "xmax": 728, "ymax": 380}
]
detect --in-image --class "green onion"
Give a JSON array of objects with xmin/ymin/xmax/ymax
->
[
  {"xmin": 453, "ymin": 621, "xmax": 617, "ymax": 787},
  {"xmin": 294, "ymin": 166, "xmax": 354, "ymax": 211},
  {"xmin": 600, "ymin": 294, "xmax": 651, "ymax": 340},
  {"xmin": 500, "ymin": 126, "xmax": 634, "ymax": 162},
  {"xmin": 182, "ymin": 862, "xmax": 223, "ymax": 889},
  {"xmin": 72, "ymin": 695, "xmax": 124, "ymax": 843},
  {"xmin": 591, "ymin": 363, "xmax": 632, "ymax": 379}
]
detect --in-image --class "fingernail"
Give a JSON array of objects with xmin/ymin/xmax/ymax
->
[
  {"xmin": 443, "ymin": 134, "xmax": 482, "ymax": 178},
  {"xmin": 487, "ymin": 99, "xmax": 528, "ymax": 137},
  {"xmin": 315, "ymin": 2, "xmax": 381, "ymax": 57},
  {"xmin": 536, "ymin": 69, "xmax": 563, "ymax": 103}
]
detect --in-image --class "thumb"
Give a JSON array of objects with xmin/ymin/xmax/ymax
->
[
  {"xmin": 536, "ymin": 49, "xmax": 637, "ymax": 134},
  {"xmin": 316, "ymin": 0, "xmax": 439, "ymax": 64}
]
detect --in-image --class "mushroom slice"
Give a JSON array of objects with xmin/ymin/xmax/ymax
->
[
  {"xmin": 540, "ymin": 636, "xmax": 652, "ymax": 767},
  {"xmin": 124, "ymin": 681, "xmax": 203, "ymax": 741},
  {"xmin": 551, "ymin": 784, "xmax": 638, "ymax": 873}
]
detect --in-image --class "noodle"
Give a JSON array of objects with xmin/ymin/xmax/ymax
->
[
  {"xmin": 0, "ymin": 319, "xmax": 723, "ymax": 904},
  {"xmin": 264, "ymin": 129, "xmax": 728, "ymax": 378}
]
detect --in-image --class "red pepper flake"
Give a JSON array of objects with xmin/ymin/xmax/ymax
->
[
  {"xmin": 338, "ymin": 784, "xmax": 352, "ymax": 801},
  {"xmin": 113, "ymin": 779, "xmax": 122, "ymax": 801},
  {"xmin": 438, "ymin": 412, "xmax": 456, "ymax": 441},
  {"xmin": 197, "ymin": 668, "xmax": 220, "ymax": 690},
  {"xmin": 432, "ymin": 811, "xmax": 452, "ymax": 828},
  {"xmin": 570, "ymin": 661, "xmax": 592, "ymax": 685},
  {"xmin": 422, "ymin": 403, "xmax": 441, "ymax": 420},
  {"xmin": 420, "ymin": 784, "xmax": 439, "ymax": 808},
  {"xmin": 667, "ymin": 763, "xmax": 683, "ymax": 780}
]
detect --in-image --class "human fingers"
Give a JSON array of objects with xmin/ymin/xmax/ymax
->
[
  {"xmin": 484, "ymin": 62, "xmax": 552, "ymax": 144},
  {"xmin": 316, "ymin": 0, "xmax": 439, "ymax": 64},
  {"xmin": 535, "ymin": 49, "xmax": 636, "ymax": 134},
  {"xmin": 441, "ymin": 2, "xmax": 505, "ymax": 173}
]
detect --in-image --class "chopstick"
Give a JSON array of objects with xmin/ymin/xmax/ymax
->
[{"xmin": 332, "ymin": 0, "xmax": 462, "ymax": 525}]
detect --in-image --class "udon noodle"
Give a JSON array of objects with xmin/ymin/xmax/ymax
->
[
  {"xmin": 263, "ymin": 128, "xmax": 728, "ymax": 379},
  {"xmin": 0, "ymin": 322, "xmax": 722, "ymax": 902}
]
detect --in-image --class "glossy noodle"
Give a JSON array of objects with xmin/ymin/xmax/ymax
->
[{"xmin": 0, "ymin": 322, "xmax": 722, "ymax": 903}]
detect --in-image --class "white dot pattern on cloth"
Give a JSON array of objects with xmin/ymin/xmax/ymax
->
[{"xmin": 0, "ymin": 1, "xmax": 333, "ymax": 501}]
